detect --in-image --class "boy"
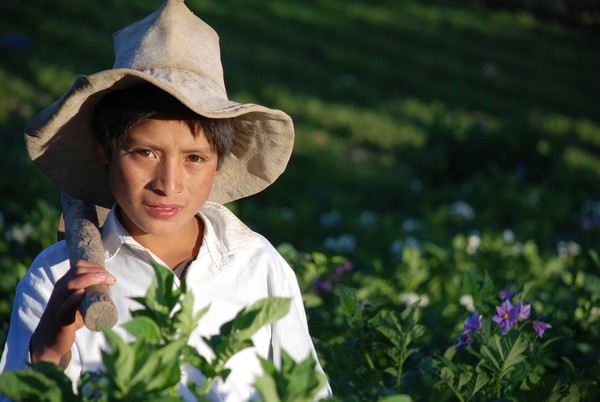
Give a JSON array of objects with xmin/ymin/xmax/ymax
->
[{"xmin": 0, "ymin": 0, "xmax": 330, "ymax": 400}]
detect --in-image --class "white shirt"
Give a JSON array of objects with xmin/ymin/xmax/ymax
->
[{"xmin": 0, "ymin": 202, "xmax": 330, "ymax": 401}]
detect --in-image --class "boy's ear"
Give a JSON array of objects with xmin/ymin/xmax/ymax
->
[{"xmin": 94, "ymin": 137, "xmax": 109, "ymax": 165}]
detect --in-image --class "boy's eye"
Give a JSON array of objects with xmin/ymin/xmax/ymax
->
[
  {"xmin": 187, "ymin": 154, "xmax": 204, "ymax": 163},
  {"xmin": 135, "ymin": 149, "xmax": 155, "ymax": 158}
]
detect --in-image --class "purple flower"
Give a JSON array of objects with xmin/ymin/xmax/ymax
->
[
  {"xmin": 493, "ymin": 300, "xmax": 519, "ymax": 334},
  {"xmin": 499, "ymin": 288, "xmax": 514, "ymax": 301},
  {"xmin": 455, "ymin": 333, "xmax": 473, "ymax": 351},
  {"xmin": 312, "ymin": 278, "xmax": 333, "ymax": 292},
  {"xmin": 532, "ymin": 321, "xmax": 552, "ymax": 337},
  {"xmin": 335, "ymin": 261, "xmax": 353, "ymax": 277},
  {"xmin": 463, "ymin": 312, "xmax": 482, "ymax": 334},
  {"xmin": 516, "ymin": 301, "xmax": 531, "ymax": 321}
]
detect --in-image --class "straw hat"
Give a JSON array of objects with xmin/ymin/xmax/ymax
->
[{"xmin": 24, "ymin": 0, "xmax": 294, "ymax": 208}]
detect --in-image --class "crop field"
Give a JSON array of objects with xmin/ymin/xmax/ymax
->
[{"xmin": 0, "ymin": 0, "xmax": 598, "ymax": 400}]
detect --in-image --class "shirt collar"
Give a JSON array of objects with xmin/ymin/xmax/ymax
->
[{"xmin": 100, "ymin": 202, "xmax": 263, "ymax": 270}]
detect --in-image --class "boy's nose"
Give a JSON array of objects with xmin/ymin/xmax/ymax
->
[{"xmin": 151, "ymin": 160, "xmax": 183, "ymax": 195}]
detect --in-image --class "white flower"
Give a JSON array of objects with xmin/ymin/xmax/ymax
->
[
  {"xmin": 467, "ymin": 233, "xmax": 481, "ymax": 255},
  {"xmin": 358, "ymin": 210, "xmax": 377, "ymax": 227},
  {"xmin": 590, "ymin": 307, "xmax": 600, "ymax": 322},
  {"xmin": 5, "ymin": 222, "xmax": 34, "ymax": 244},
  {"xmin": 324, "ymin": 234, "xmax": 356, "ymax": 253},
  {"xmin": 402, "ymin": 218, "xmax": 421, "ymax": 232},
  {"xmin": 557, "ymin": 240, "xmax": 581, "ymax": 259},
  {"xmin": 503, "ymin": 229, "xmax": 515, "ymax": 243},
  {"xmin": 459, "ymin": 295, "xmax": 475, "ymax": 312},
  {"xmin": 319, "ymin": 210, "xmax": 341, "ymax": 228},
  {"xmin": 390, "ymin": 240, "xmax": 403, "ymax": 257},
  {"xmin": 399, "ymin": 292, "xmax": 429, "ymax": 307},
  {"xmin": 449, "ymin": 201, "xmax": 475, "ymax": 221},
  {"xmin": 404, "ymin": 235, "xmax": 421, "ymax": 250},
  {"xmin": 568, "ymin": 241, "xmax": 581, "ymax": 257},
  {"xmin": 390, "ymin": 237, "xmax": 421, "ymax": 259}
]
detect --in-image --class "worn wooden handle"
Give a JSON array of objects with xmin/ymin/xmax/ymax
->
[{"xmin": 61, "ymin": 192, "xmax": 118, "ymax": 331}]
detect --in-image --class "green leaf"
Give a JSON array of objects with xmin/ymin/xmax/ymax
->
[
  {"xmin": 470, "ymin": 371, "xmax": 489, "ymax": 397},
  {"xmin": 206, "ymin": 298, "xmax": 291, "ymax": 364},
  {"xmin": 520, "ymin": 371, "xmax": 541, "ymax": 392},
  {"xmin": 457, "ymin": 371, "xmax": 473, "ymax": 391},
  {"xmin": 0, "ymin": 369, "xmax": 72, "ymax": 402},
  {"xmin": 254, "ymin": 350, "xmax": 327, "ymax": 402},
  {"xmin": 255, "ymin": 358, "xmax": 281, "ymax": 402},
  {"xmin": 101, "ymin": 327, "xmax": 136, "ymax": 391},
  {"xmin": 183, "ymin": 345, "xmax": 220, "ymax": 378},
  {"xmin": 230, "ymin": 297, "xmax": 292, "ymax": 340},
  {"xmin": 31, "ymin": 362, "xmax": 80, "ymax": 402},
  {"xmin": 480, "ymin": 344, "xmax": 501, "ymax": 371},
  {"xmin": 589, "ymin": 249, "xmax": 600, "ymax": 268},
  {"xmin": 440, "ymin": 367, "xmax": 455, "ymax": 382},
  {"xmin": 174, "ymin": 293, "xmax": 209, "ymax": 340},
  {"xmin": 131, "ymin": 262, "xmax": 182, "ymax": 329},
  {"xmin": 130, "ymin": 338, "xmax": 186, "ymax": 393},
  {"xmin": 211, "ymin": 336, "xmax": 254, "ymax": 364},
  {"xmin": 498, "ymin": 333, "xmax": 529, "ymax": 378},
  {"xmin": 122, "ymin": 316, "xmax": 162, "ymax": 343},
  {"xmin": 286, "ymin": 354, "xmax": 324, "ymax": 398},
  {"xmin": 519, "ymin": 280, "xmax": 538, "ymax": 302},
  {"xmin": 377, "ymin": 396, "xmax": 413, "ymax": 402},
  {"xmin": 333, "ymin": 284, "xmax": 362, "ymax": 327}
]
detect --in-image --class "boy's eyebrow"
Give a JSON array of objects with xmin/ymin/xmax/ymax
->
[
  {"xmin": 182, "ymin": 146, "xmax": 215, "ymax": 154},
  {"xmin": 122, "ymin": 138, "xmax": 215, "ymax": 153}
]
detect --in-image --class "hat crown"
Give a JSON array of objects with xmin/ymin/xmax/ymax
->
[
  {"xmin": 25, "ymin": 0, "xmax": 294, "ymax": 207},
  {"xmin": 112, "ymin": 0, "xmax": 226, "ymax": 96}
]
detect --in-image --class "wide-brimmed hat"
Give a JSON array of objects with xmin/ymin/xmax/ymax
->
[{"xmin": 25, "ymin": 0, "xmax": 294, "ymax": 208}]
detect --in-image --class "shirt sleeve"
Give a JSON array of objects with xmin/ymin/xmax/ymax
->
[
  {"xmin": 267, "ymin": 249, "xmax": 333, "ymax": 399},
  {"xmin": 0, "ymin": 248, "xmax": 81, "ymax": 388},
  {"xmin": 0, "ymin": 276, "xmax": 49, "ymax": 373}
]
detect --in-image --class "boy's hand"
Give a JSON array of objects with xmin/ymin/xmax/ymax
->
[{"xmin": 30, "ymin": 260, "xmax": 116, "ymax": 369}]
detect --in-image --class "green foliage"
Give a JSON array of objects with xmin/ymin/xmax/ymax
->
[
  {"xmin": 1, "ymin": 0, "xmax": 599, "ymax": 401},
  {"xmin": 255, "ymin": 350, "xmax": 327, "ymax": 402},
  {"xmin": 0, "ymin": 263, "xmax": 325, "ymax": 402},
  {"xmin": 0, "ymin": 362, "xmax": 78, "ymax": 402},
  {"xmin": 317, "ymin": 285, "xmax": 423, "ymax": 401}
]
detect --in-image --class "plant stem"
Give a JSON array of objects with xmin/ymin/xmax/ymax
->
[
  {"xmin": 364, "ymin": 351, "xmax": 376, "ymax": 370},
  {"xmin": 447, "ymin": 381, "xmax": 466, "ymax": 402},
  {"xmin": 395, "ymin": 348, "xmax": 405, "ymax": 392}
]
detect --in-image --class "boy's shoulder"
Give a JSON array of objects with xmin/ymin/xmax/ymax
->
[
  {"xmin": 21, "ymin": 240, "xmax": 70, "ymax": 287},
  {"xmin": 33, "ymin": 239, "xmax": 69, "ymax": 266},
  {"xmin": 200, "ymin": 202, "xmax": 275, "ymax": 256}
]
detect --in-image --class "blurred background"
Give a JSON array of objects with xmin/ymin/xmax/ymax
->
[{"xmin": 0, "ymin": 0, "xmax": 599, "ymax": 393}]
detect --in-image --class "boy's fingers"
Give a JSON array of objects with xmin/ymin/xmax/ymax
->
[
  {"xmin": 64, "ymin": 271, "xmax": 117, "ymax": 290},
  {"xmin": 65, "ymin": 288, "xmax": 85, "ymax": 307},
  {"xmin": 59, "ymin": 288, "xmax": 86, "ymax": 322},
  {"xmin": 71, "ymin": 259, "xmax": 104, "ymax": 270}
]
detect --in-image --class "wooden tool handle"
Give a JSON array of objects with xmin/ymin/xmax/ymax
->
[{"xmin": 61, "ymin": 192, "xmax": 118, "ymax": 331}]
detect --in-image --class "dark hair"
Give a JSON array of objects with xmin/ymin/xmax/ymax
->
[{"xmin": 93, "ymin": 83, "xmax": 235, "ymax": 169}]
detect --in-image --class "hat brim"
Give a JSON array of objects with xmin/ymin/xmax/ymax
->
[{"xmin": 25, "ymin": 68, "xmax": 294, "ymax": 208}]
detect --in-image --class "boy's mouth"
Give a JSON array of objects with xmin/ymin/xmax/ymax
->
[{"xmin": 145, "ymin": 204, "xmax": 183, "ymax": 218}]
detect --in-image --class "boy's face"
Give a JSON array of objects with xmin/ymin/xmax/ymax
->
[{"xmin": 101, "ymin": 118, "xmax": 218, "ymax": 241}]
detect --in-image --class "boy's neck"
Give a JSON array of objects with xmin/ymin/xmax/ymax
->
[
  {"xmin": 146, "ymin": 217, "xmax": 203, "ymax": 270},
  {"xmin": 118, "ymin": 208, "xmax": 204, "ymax": 269}
]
